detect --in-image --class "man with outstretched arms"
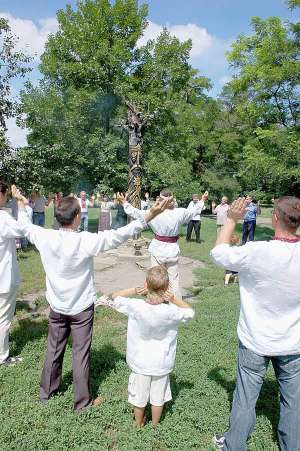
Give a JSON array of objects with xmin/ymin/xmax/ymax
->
[
  {"xmin": 12, "ymin": 186, "xmax": 171, "ymax": 412},
  {"xmin": 120, "ymin": 189, "xmax": 208, "ymax": 299}
]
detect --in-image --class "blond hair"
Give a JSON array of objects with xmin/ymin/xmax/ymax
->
[{"xmin": 146, "ymin": 266, "xmax": 169, "ymax": 304}]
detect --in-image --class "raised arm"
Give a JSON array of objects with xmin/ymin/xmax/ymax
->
[
  {"xmin": 111, "ymin": 286, "xmax": 147, "ymax": 299},
  {"xmin": 182, "ymin": 199, "xmax": 205, "ymax": 223},
  {"xmin": 0, "ymin": 213, "xmax": 23, "ymax": 239},
  {"xmin": 84, "ymin": 196, "xmax": 173, "ymax": 256},
  {"xmin": 12, "ymin": 186, "xmax": 46, "ymax": 248},
  {"xmin": 123, "ymin": 201, "xmax": 146, "ymax": 221}
]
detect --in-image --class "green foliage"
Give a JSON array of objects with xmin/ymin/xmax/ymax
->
[
  {"xmin": 286, "ymin": 0, "xmax": 300, "ymax": 9},
  {"xmin": 0, "ymin": 17, "xmax": 31, "ymax": 129},
  {"xmin": 15, "ymin": 0, "xmax": 210, "ymax": 196},
  {"xmin": 227, "ymin": 16, "xmax": 300, "ymax": 128},
  {"xmin": 5, "ymin": 1, "xmax": 299, "ymax": 201},
  {"xmin": 238, "ymin": 127, "xmax": 300, "ymax": 196}
]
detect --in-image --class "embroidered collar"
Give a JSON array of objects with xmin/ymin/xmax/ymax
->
[{"xmin": 272, "ymin": 236, "xmax": 300, "ymax": 243}]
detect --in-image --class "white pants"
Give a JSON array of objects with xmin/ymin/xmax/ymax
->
[
  {"xmin": 128, "ymin": 372, "xmax": 172, "ymax": 407},
  {"xmin": 0, "ymin": 286, "xmax": 18, "ymax": 363},
  {"xmin": 150, "ymin": 255, "xmax": 181, "ymax": 299}
]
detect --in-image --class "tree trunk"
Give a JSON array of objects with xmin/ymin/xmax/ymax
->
[{"xmin": 127, "ymin": 106, "xmax": 143, "ymax": 209}]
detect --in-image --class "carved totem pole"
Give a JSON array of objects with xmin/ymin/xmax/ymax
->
[{"xmin": 126, "ymin": 102, "xmax": 147, "ymax": 209}]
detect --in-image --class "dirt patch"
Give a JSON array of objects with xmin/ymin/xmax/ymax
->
[{"xmin": 94, "ymin": 246, "xmax": 205, "ymax": 296}]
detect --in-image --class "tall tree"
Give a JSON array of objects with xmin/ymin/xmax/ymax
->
[
  {"xmin": 34, "ymin": 0, "xmax": 210, "ymax": 205},
  {"xmin": 0, "ymin": 17, "xmax": 31, "ymax": 178},
  {"xmin": 227, "ymin": 16, "xmax": 300, "ymax": 128}
]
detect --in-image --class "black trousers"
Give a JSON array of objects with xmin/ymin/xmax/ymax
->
[
  {"xmin": 40, "ymin": 304, "xmax": 94, "ymax": 411},
  {"xmin": 186, "ymin": 220, "xmax": 201, "ymax": 242},
  {"xmin": 242, "ymin": 220, "xmax": 256, "ymax": 244}
]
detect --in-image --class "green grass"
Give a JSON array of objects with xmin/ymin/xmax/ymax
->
[{"xmin": 5, "ymin": 214, "xmax": 280, "ymax": 450}]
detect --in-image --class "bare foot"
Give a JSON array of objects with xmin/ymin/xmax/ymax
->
[{"xmin": 92, "ymin": 395, "xmax": 104, "ymax": 406}]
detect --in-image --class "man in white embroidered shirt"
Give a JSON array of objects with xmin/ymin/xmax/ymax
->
[
  {"xmin": 120, "ymin": 188, "xmax": 208, "ymax": 299},
  {"xmin": 211, "ymin": 196, "xmax": 300, "ymax": 451},
  {"xmin": 186, "ymin": 194, "xmax": 205, "ymax": 243},
  {"xmin": 12, "ymin": 186, "xmax": 171, "ymax": 411},
  {"xmin": 0, "ymin": 181, "xmax": 23, "ymax": 367}
]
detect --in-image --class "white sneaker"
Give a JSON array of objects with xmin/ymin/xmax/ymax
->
[
  {"xmin": 1, "ymin": 356, "xmax": 23, "ymax": 367},
  {"xmin": 213, "ymin": 434, "xmax": 226, "ymax": 450}
]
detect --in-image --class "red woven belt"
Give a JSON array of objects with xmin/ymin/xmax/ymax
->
[{"xmin": 154, "ymin": 234, "xmax": 179, "ymax": 243}]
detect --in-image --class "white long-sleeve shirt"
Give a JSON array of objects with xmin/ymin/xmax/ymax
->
[
  {"xmin": 0, "ymin": 210, "xmax": 22, "ymax": 294},
  {"xmin": 113, "ymin": 296, "xmax": 194, "ymax": 375},
  {"xmin": 17, "ymin": 209, "xmax": 147, "ymax": 315},
  {"xmin": 211, "ymin": 240, "xmax": 300, "ymax": 356},
  {"xmin": 187, "ymin": 200, "xmax": 205, "ymax": 221},
  {"xmin": 123, "ymin": 202, "xmax": 204, "ymax": 260}
]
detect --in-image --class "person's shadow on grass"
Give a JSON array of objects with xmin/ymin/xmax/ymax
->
[
  {"xmin": 59, "ymin": 343, "xmax": 125, "ymax": 398},
  {"xmin": 10, "ymin": 317, "xmax": 48, "ymax": 356},
  {"xmin": 208, "ymin": 367, "xmax": 279, "ymax": 445},
  {"xmin": 159, "ymin": 375, "xmax": 194, "ymax": 420}
]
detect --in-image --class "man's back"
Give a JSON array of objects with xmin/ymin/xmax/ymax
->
[
  {"xmin": 211, "ymin": 240, "xmax": 300, "ymax": 355},
  {"xmin": 17, "ymin": 210, "xmax": 147, "ymax": 315}
]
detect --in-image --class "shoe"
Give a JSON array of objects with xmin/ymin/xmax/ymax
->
[
  {"xmin": 1, "ymin": 356, "xmax": 23, "ymax": 367},
  {"xmin": 213, "ymin": 434, "xmax": 226, "ymax": 450},
  {"xmin": 92, "ymin": 395, "xmax": 104, "ymax": 406}
]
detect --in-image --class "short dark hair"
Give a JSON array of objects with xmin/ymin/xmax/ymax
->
[
  {"xmin": 0, "ymin": 180, "xmax": 9, "ymax": 195},
  {"xmin": 55, "ymin": 197, "xmax": 80, "ymax": 226},
  {"xmin": 160, "ymin": 188, "xmax": 173, "ymax": 198},
  {"xmin": 274, "ymin": 196, "xmax": 300, "ymax": 230}
]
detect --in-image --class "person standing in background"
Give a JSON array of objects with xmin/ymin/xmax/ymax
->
[
  {"xmin": 212, "ymin": 196, "xmax": 230, "ymax": 236},
  {"xmin": 32, "ymin": 191, "xmax": 50, "ymax": 227},
  {"xmin": 242, "ymin": 196, "xmax": 261, "ymax": 244},
  {"xmin": 186, "ymin": 193, "xmax": 207, "ymax": 243},
  {"xmin": 98, "ymin": 196, "xmax": 115, "ymax": 232},
  {"xmin": 78, "ymin": 191, "xmax": 94, "ymax": 232}
]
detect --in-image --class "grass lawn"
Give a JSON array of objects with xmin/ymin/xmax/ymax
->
[{"xmin": 2, "ymin": 213, "xmax": 280, "ymax": 450}]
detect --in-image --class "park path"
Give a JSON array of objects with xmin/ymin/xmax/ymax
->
[
  {"xmin": 93, "ymin": 241, "xmax": 204, "ymax": 297},
  {"xmin": 17, "ymin": 241, "xmax": 204, "ymax": 318}
]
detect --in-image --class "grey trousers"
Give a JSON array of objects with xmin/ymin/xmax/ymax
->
[
  {"xmin": 40, "ymin": 304, "xmax": 94, "ymax": 411},
  {"xmin": 224, "ymin": 343, "xmax": 300, "ymax": 451}
]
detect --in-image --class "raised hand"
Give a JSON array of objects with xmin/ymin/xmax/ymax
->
[
  {"xmin": 144, "ymin": 196, "xmax": 173, "ymax": 223},
  {"xmin": 11, "ymin": 185, "xmax": 24, "ymax": 201},
  {"xmin": 227, "ymin": 197, "xmax": 247, "ymax": 222},
  {"xmin": 202, "ymin": 191, "xmax": 209, "ymax": 201},
  {"xmin": 116, "ymin": 192, "xmax": 126, "ymax": 204}
]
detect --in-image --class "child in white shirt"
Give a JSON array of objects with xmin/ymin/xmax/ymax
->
[{"xmin": 96, "ymin": 266, "xmax": 194, "ymax": 426}]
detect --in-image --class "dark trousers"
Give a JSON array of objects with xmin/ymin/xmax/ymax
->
[
  {"xmin": 242, "ymin": 220, "xmax": 256, "ymax": 245},
  {"xmin": 40, "ymin": 304, "xmax": 94, "ymax": 411},
  {"xmin": 186, "ymin": 220, "xmax": 201, "ymax": 242}
]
